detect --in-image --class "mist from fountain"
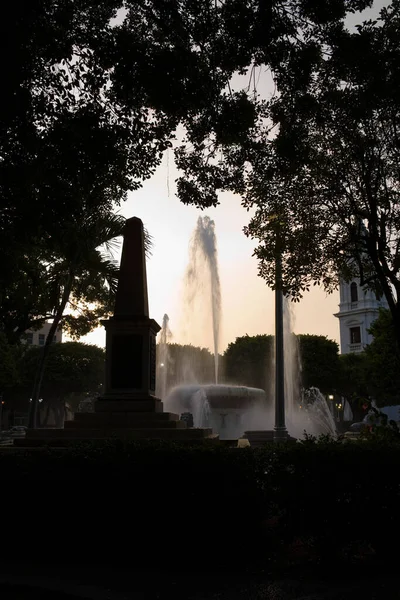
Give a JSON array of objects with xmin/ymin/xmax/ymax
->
[
  {"xmin": 184, "ymin": 216, "xmax": 221, "ymax": 384},
  {"xmin": 157, "ymin": 313, "xmax": 172, "ymax": 400},
  {"xmin": 283, "ymin": 298, "xmax": 302, "ymax": 426},
  {"xmin": 270, "ymin": 298, "xmax": 337, "ymax": 439},
  {"xmin": 283, "ymin": 301, "xmax": 337, "ymax": 439},
  {"xmin": 302, "ymin": 387, "xmax": 337, "ymax": 438},
  {"xmin": 191, "ymin": 388, "xmax": 212, "ymax": 428}
]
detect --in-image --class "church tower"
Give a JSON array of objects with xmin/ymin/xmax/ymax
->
[{"xmin": 334, "ymin": 279, "xmax": 389, "ymax": 354}]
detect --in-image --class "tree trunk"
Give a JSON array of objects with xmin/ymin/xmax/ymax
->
[{"xmin": 28, "ymin": 274, "xmax": 73, "ymax": 429}]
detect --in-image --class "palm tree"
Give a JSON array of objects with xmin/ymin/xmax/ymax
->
[{"xmin": 28, "ymin": 209, "xmax": 126, "ymax": 428}]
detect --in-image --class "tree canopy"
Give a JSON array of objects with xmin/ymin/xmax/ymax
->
[
  {"xmin": 1, "ymin": 210, "xmax": 124, "ymax": 343},
  {"xmin": 332, "ymin": 309, "xmax": 400, "ymax": 416},
  {"xmin": 2, "ymin": 0, "xmax": 374, "ymax": 227},
  {"xmin": 26, "ymin": 209, "xmax": 127, "ymax": 427},
  {"xmin": 245, "ymin": 1, "xmax": 400, "ymax": 313},
  {"xmin": 364, "ymin": 308, "xmax": 400, "ymax": 405},
  {"xmin": 4, "ymin": 341, "xmax": 105, "ymax": 411},
  {"xmin": 0, "ymin": 334, "xmax": 20, "ymax": 394},
  {"xmin": 223, "ymin": 333, "xmax": 341, "ymax": 393},
  {"xmin": 156, "ymin": 343, "xmax": 215, "ymax": 395},
  {"xmin": 297, "ymin": 335, "xmax": 340, "ymax": 394},
  {"xmin": 1, "ymin": 0, "xmax": 377, "ymax": 340},
  {"xmin": 174, "ymin": 1, "xmax": 400, "ymax": 343},
  {"xmin": 223, "ymin": 334, "xmax": 273, "ymax": 390},
  {"xmin": 0, "ymin": 0, "xmax": 210, "ymax": 343}
]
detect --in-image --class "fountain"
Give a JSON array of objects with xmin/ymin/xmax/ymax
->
[
  {"xmin": 162, "ymin": 215, "xmax": 273, "ymax": 440},
  {"xmin": 301, "ymin": 387, "xmax": 337, "ymax": 438},
  {"xmin": 166, "ymin": 384, "xmax": 267, "ymax": 440},
  {"xmin": 183, "ymin": 216, "xmax": 221, "ymax": 384},
  {"xmin": 268, "ymin": 298, "xmax": 302, "ymax": 433},
  {"xmin": 162, "ymin": 214, "xmax": 336, "ymax": 443}
]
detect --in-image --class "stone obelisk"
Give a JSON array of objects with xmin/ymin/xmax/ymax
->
[{"xmin": 96, "ymin": 217, "xmax": 162, "ymax": 412}]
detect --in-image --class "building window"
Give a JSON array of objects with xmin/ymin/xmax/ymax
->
[
  {"xmin": 39, "ymin": 334, "xmax": 45, "ymax": 346},
  {"xmin": 26, "ymin": 333, "xmax": 33, "ymax": 345},
  {"xmin": 350, "ymin": 282, "xmax": 358, "ymax": 303},
  {"xmin": 350, "ymin": 326, "xmax": 361, "ymax": 344}
]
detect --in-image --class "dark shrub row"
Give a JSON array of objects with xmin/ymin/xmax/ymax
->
[{"xmin": 1, "ymin": 439, "xmax": 399, "ymax": 571}]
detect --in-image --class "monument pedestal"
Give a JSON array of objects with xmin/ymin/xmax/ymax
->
[
  {"xmin": 16, "ymin": 217, "xmax": 217, "ymax": 448},
  {"xmin": 15, "ymin": 425, "xmax": 217, "ymax": 447},
  {"xmin": 17, "ymin": 381, "xmax": 217, "ymax": 447},
  {"xmin": 16, "ymin": 394, "xmax": 218, "ymax": 447}
]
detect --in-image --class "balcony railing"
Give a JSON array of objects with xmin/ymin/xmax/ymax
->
[{"xmin": 349, "ymin": 343, "xmax": 363, "ymax": 353}]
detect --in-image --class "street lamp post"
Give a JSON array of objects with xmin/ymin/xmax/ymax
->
[
  {"xmin": 29, "ymin": 398, "xmax": 43, "ymax": 428},
  {"xmin": 274, "ymin": 231, "xmax": 288, "ymax": 442},
  {"xmin": 328, "ymin": 394, "xmax": 335, "ymax": 419}
]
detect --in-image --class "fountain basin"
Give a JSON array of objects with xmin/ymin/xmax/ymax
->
[{"xmin": 165, "ymin": 384, "xmax": 268, "ymax": 440}]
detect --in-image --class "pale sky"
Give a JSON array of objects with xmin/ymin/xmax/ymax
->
[{"xmin": 75, "ymin": 0, "xmax": 389, "ymax": 354}]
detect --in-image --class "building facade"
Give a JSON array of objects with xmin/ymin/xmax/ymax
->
[
  {"xmin": 334, "ymin": 279, "xmax": 388, "ymax": 354},
  {"xmin": 24, "ymin": 322, "xmax": 62, "ymax": 346}
]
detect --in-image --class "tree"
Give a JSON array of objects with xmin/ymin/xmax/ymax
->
[
  {"xmin": 223, "ymin": 333, "xmax": 340, "ymax": 393},
  {"xmin": 364, "ymin": 308, "xmax": 400, "ymax": 406},
  {"xmin": 156, "ymin": 343, "xmax": 215, "ymax": 394},
  {"xmin": 335, "ymin": 309, "xmax": 400, "ymax": 417},
  {"xmin": 2, "ymin": 0, "xmax": 372, "ymax": 234},
  {"xmin": 0, "ymin": 0, "xmax": 233, "ymax": 343},
  {"xmin": 246, "ymin": 2, "xmax": 400, "ymax": 324},
  {"xmin": 205, "ymin": 3, "xmax": 400, "ymax": 343},
  {"xmin": 2, "ymin": 0, "xmax": 374, "ymax": 339},
  {"xmin": 175, "ymin": 0, "xmax": 374, "ymax": 214},
  {"xmin": 223, "ymin": 334, "xmax": 273, "ymax": 390},
  {"xmin": 173, "ymin": 2, "xmax": 400, "ymax": 343},
  {"xmin": 27, "ymin": 209, "xmax": 123, "ymax": 427},
  {"xmin": 6, "ymin": 342, "xmax": 105, "ymax": 427},
  {"xmin": 297, "ymin": 335, "xmax": 340, "ymax": 394},
  {"xmin": 336, "ymin": 352, "xmax": 371, "ymax": 421},
  {"xmin": 31, "ymin": 342, "xmax": 104, "ymax": 396},
  {"xmin": 0, "ymin": 334, "xmax": 20, "ymax": 393}
]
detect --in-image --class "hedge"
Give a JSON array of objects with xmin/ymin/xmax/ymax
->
[{"xmin": 1, "ymin": 438, "xmax": 399, "ymax": 572}]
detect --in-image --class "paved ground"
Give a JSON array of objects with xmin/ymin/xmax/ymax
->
[
  {"xmin": 0, "ymin": 563, "xmax": 399, "ymax": 600},
  {"xmin": 200, "ymin": 579, "xmax": 400, "ymax": 600}
]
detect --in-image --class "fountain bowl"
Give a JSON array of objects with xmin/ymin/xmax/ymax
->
[{"xmin": 165, "ymin": 384, "xmax": 268, "ymax": 440}]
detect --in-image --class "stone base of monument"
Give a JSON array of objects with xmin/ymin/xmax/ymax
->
[
  {"xmin": 15, "ymin": 402, "xmax": 218, "ymax": 447},
  {"xmin": 243, "ymin": 430, "xmax": 297, "ymax": 447}
]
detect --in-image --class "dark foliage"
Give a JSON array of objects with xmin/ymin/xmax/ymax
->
[
  {"xmin": 365, "ymin": 309, "xmax": 400, "ymax": 405},
  {"xmin": 2, "ymin": 438, "xmax": 399, "ymax": 572},
  {"xmin": 157, "ymin": 343, "xmax": 216, "ymax": 391},
  {"xmin": 336, "ymin": 309, "xmax": 400, "ymax": 410},
  {"xmin": 174, "ymin": 1, "xmax": 400, "ymax": 348},
  {"xmin": 224, "ymin": 334, "xmax": 273, "ymax": 390},
  {"xmin": 224, "ymin": 333, "xmax": 340, "ymax": 393},
  {"xmin": 298, "ymin": 334, "xmax": 340, "ymax": 393}
]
